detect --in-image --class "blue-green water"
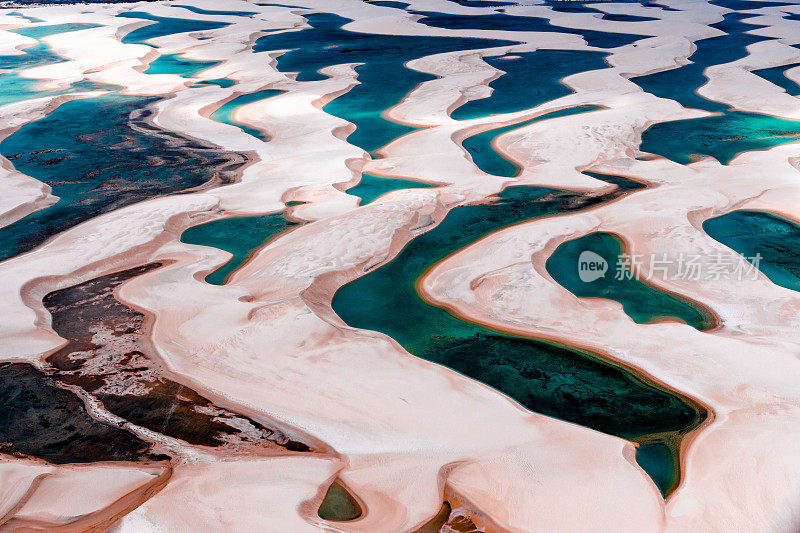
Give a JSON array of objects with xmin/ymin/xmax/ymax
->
[
  {"xmin": 333, "ymin": 182, "xmax": 702, "ymax": 440},
  {"xmin": 636, "ymin": 440, "xmax": 678, "ymax": 496},
  {"xmin": 118, "ymin": 11, "xmax": 230, "ymax": 46},
  {"xmin": 0, "ymin": 94, "xmax": 241, "ymax": 262},
  {"xmin": 703, "ymin": 210, "xmax": 800, "ymax": 293},
  {"xmin": 209, "ymin": 89, "xmax": 282, "ymax": 141},
  {"xmin": 0, "ymin": 24, "xmax": 102, "ymax": 106},
  {"xmin": 710, "ymin": 0, "xmax": 797, "ymax": 9},
  {"xmin": 144, "ymin": 53, "xmax": 220, "ymax": 78},
  {"xmin": 253, "ymin": 13, "xmax": 514, "ymax": 83},
  {"xmin": 451, "ymin": 50, "xmax": 609, "ymax": 120},
  {"xmin": 7, "ymin": 13, "xmax": 44, "ymax": 23},
  {"xmin": 633, "ymin": 11, "xmax": 800, "ymax": 164},
  {"xmin": 548, "ymin": 4, "xmax": 657, "ymax": 22},
  {"xmin": 547, "ymin": 0, "xmax": 667, "ymax": 16},
  {"xmin": 180, "ymin": 213, "xmax": 297, "ymax": 285},
  {"xmin": 640, "ymin": 112, "xmax": 800, "ymax": 165},
  {"xmin": 411, "ymin": 10, "xmax": 648, "ymax": 49},
  {"xmin": 254, "ymin": 13, "xmax": 515, "ymax": 152},
  {"xmin": 0, "ymin": 5, "xmax": 717, "ymax": 492},
  {"xmin": 12, "ymin": 23, "xmax": 101, "ymax": 41},
  {"xmin": 546, "ymin": 232, "xmax": 714, "ymax": 330},
  {"xmin": 633, "ymin": 12, "xmax": 769, "ymax": 114},
  {"xmin": 346, "ymin": 173, "xmax": 434, "ymax": 205},
  {"xmin": 192, "ymin": 78, "xmax": 236, "ymax": 88},
  {"xmin": 462, "ymin": 105, "xmax": 603, "ymax": 177},
  {"xmin": 752, "ymin": 62, "xmax": 800, "ymax": 96},
  {"xmin": 449, "ymin": 0, "xmax": 516, "ymax": 7},
  {"xmin": 332, "ymin": 183, "xmax": 703, "ymax": 492},
  {"xmin": 174, "ymin": 5, "xmax": 258, "ymax": 17}
]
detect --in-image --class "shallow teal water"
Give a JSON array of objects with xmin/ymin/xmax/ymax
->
[
  {"xmin": 639, "ymin": 112, "xmax": 800, "ymax": 165},
  {"xmin": 703, "ymin": 210, "xmax": 800, "ymax": 293},
  {"xmin": 7, "ymin": 13, "xmax": 44, "ymax": 23},
  {"xmin": 636, "ymin": 440, "xmax": 678, "ymax": 496},
  {"xmin": 254, "ymin": 13, "xmax": 515, "ymax": 153},
  {"xmin": 0, "ymin": 24, "xmax": 102, "ymax": 106},
  {"xmin": 331, "ymin": 179, "xmax": 703, "ymax": 492},
  {"xmin": 546, "ymin": 232, "xmax": 713, "ymax": 330},
  {"xmin": 180, "ymin": 214, "xmax": 297, "ymax": 284},
  {"xmin": 633, "ymin": 11, "xmax": 800, "ymax": 164},
  {"xmin": 346, "ymin": 173, "xmax": 434, "ymax": 205},
  {"xmin": 209, "ymin": 89, "xmax": 282, "ymax": 141},
  {"xmin": 144, "ymin": 53, "xmax": 220, "ymax": 78},
  {"xmin": 192, "ymin": 78, "xmax": 235, "ymax": 88},
  {"xmin": 462, "ymin": 105, "xmax": 602, "ymax": 177},
  {"xmin": 333, "ymin": 182, "xmax": 701, "ymax": 441}
]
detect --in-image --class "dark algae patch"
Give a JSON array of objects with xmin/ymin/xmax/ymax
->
[
  {"xmin": 0, "ymin": 95, "xmax": 245, "ymax": 262},
  {"xmin": 42, "ymin": 264, "xmax": 311, "ymax": 453},
  {"xmin": 0, "ymin": 362, "xmax": 153, "ymax": 464},
  {"xmin": 318, "ymin": 481, "xmax": 363, "ymax": 521}
]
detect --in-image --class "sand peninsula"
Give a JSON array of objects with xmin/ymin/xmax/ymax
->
[{"xmin": 0, "ymin": 0, "xmax": 798, "ymax": 530}]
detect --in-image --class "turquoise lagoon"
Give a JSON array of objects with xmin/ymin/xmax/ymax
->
[
  {"xmin": 209, "ymin": 89, "xmax": 283, "ymax": 141},
  {"xmin": 545, "ymin": 232, "xmax": 714, "ymax": 330},
  {"xmin": 704, "ymin": 210, "xmax": 800, "ymax": 293},
  {"xmin": 635, "ymin": 11, "xmax": 800, "ymax": 164},
  {"xmin": 180, "ymin": 213, "xmax": 297, "ymax": 285},
  {"xmin": 462, "ymin": 105, "xmax": 602, "ymax": 177},
  {"xmin": 451, "ymin": 50, "xmax": 609, "ymax": 120},
  {"xmin": 753, "ymin": 62, "xmax": 800, "ymax": 97},
  {"xmin": 332, "ymin": 181, "xmax": 704, "ymax": 495},
  {"xmin": 253, "ymin": 12, "xmax": 516, "ymax": 152},
  {"xmin": 0, "ymin": 5, "xmax": 719, "ymax": 496},
  {"xmin": 143, "ymin": 53, "xmax": 220, "ymax": 78},
  {"xmin": 0, "ymin": 23, "xmax": 102, "ymax": 107},
  {"xmin": 117, "ymin": 11, "xmax": 230, "ymax": 46},
  {"xmin": 639, "ymin": 112, "xmax": 800, "ymax": 165},
  {"xmin": 347, "ymin": 174, "xmax": 434, "ymax": 205}
]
